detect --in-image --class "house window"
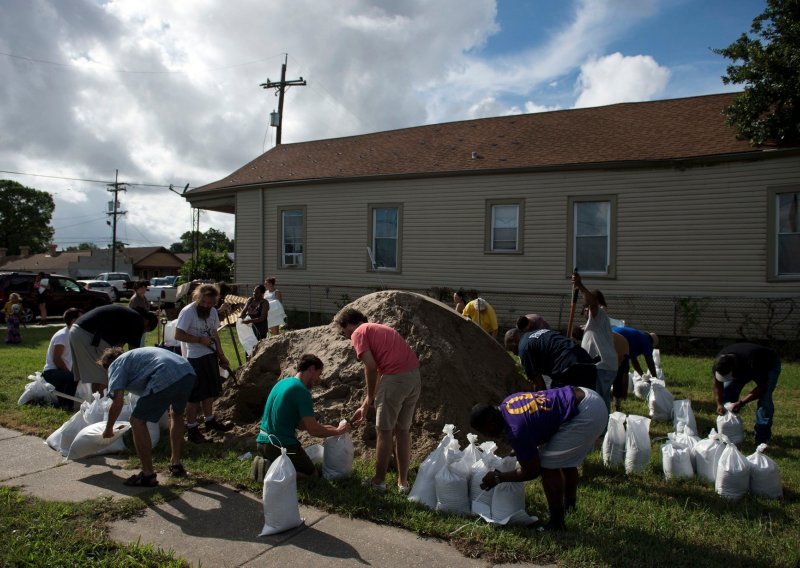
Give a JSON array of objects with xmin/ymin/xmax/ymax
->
[
  {"xmin": 568, "ymin": 196, "xmax": 616, "ymax": 277},
  {"xmin": 280, "ymin": 207, "xmax": 305, "ymax": 268},
  {"xmin": 368, "ymin": 204, "xmax": 401, "ymax": 271},
  {"xmin": 485, "ymin": 200, "xmax": 523, "ymax": 253},
  {"xmin": 769, "ymin": 188, "xmax": 800, "ymax": 279}
]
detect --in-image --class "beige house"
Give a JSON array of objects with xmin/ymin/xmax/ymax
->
[{"xmin": 186, "ymin": 93, "xmax": 800, "ymax": 340}]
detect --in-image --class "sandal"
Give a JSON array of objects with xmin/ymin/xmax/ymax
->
[
  {"xmin": 124, "ymin": 472, "xmax": 159, "ymax": 487},
  {"xmin": 168, "ymin": 463, "xmax": 187, "ymax": 478}
]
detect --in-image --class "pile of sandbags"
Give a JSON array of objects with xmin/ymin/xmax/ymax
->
[
  {"xmin": 601, "ymin": 412, "xmax": 652, "ymax": 474},
  {"xmin": 716, "ymin": 403, "xmax": 744, "ymax": 445}
]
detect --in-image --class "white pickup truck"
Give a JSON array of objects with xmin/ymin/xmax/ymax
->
[
  {"xmin": 95, "ymin": 272, "xmax": 134, "ymax": 299},
  {"xmin": 145, "ymin": 275, "xmax": 186, "ymax": 308}
]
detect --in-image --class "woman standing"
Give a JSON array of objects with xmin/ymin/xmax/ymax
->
[
  {"xmin": 128, "ymin": 281, "xmax": 149, "ymax": 311},
  {"xmin": 264, "ymin": 277, "xmax": 286, "ymax": 335},
  {"xmin": 453, "ymin": 289, "xmax": 468, "ymax": 314},
  {"xmin": 242, "ymin": 285, "xmax": 270, "ymax": 339}
]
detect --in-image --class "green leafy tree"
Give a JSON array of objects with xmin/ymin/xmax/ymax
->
[
  {"xmin": 170, "ymin": 228, "xmax": 232, "ymax": 253},
  {"xmin": 0, "ymin": 180, "xmax": 55, "ymax": 254},
  {"xmin": 714, "ymin": 0, "xmax": 800, "ymax": 145},
  {"xmin": 179, "ymin": 249, "xmax": 233, "ymax": 280},
  {"xmin": 65, "ymin": 242, "xmax": 99, "ymax": 251}
]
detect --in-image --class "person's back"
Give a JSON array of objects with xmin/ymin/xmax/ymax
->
[
  {"xmin": 519, "ymin": 329, "xmax": 592, "ymax": 376},
  {"xmin": 462, "ymin": 298, "xmax": 498, "ymax": 336},
  {"xmin": 715, "ymin": 342, "xmax": 778, "ymax": 383},
  {"xmin": 258, "ymin": 377, "xmax": 312, "ymax": 447},
  {"xmin": 351, "ymin": 322, "xmax": 419, "ymax": 375},
  {"xmin": 500, "ymin": 386, "xmax": 580, "ymax": 459}
]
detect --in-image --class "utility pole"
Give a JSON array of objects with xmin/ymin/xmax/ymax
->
[
  {"xmin": 106, "ymin": 169, "xmax": 127, "ymax": 271},
  {"xmin": 260, "ymin": 54, "xmax": 306, "ymax": 145}
]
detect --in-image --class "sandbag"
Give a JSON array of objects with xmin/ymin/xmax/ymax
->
[
  {"xmin": 673, "ymin": 399, "xmax": 697, "ymax": 434},
  {"xmin": 408, "ymin": 424, "xmax": 456, "ymax": 508},
  {"xmin": 82, "ymin": 393, "xmax": 107, "ymax": 425},
  {"xmin": 652, "ymin": 349, "xmax": 662, "ymax": 368},
  {"xmin": 648, "ymin": 381, "xmax": 674, "ymax": 422},
  {"xmin": 488, "ymin": 456, "xmax": 536, "ymax": 525},
  {"xmin": 715, "ymin": 441, "xmax": 750, "ymax": 500},
  {"xmin": 18, "ymin": 374, "xmax": 58, "ymax": 406},
  {"xmin": 602, "ymin": 411, "xmax": 627, "ymax": 468},
  {"xmin": 747, "ymin": 444, "xmax": 782, "ymax": 499},
  {"xmin": 460, "ymin": 433, "xmax": 481, "ymax": 472},
  {"xmin": 267, "ymin": 299, "xmax": 287, "ymax": 329},
  {"xmin": 66, "ymin": 421, "xmax": 131, "ymax": 460},
  {"xmin": 46, "ymin": 404, "xmax": 90, "ymax": 455},
  {"xmin": 694, "ymin": 429, "xmax": 725, "ymax": 483},
  {"xmin": 668, "ymin": 427, "xmax": 701, "ymax": 469},
  {"xmin": 321, "ymin": 434, "xmax": 354, "ymax": 480},
  {"xmin": 716, "ymin": 403, "xmax": 744, "ymax": 445},
  {"xmin": 624, "ymin": 415, "xmax": 651, "ymax": 474},
  {"xmin": 632, "ymin": 373, "xmax": 651, "ymax": 400},
  {"xmin": 662, "ymin": 441, "xmax": 694, "ymax": 480},
  {"xmin": 74, "ymin": 382, "xmax": 93, "ymax": 403},
  {"xmin": 469, "ymin": 442, "xmax": 499, "ymax": 517},
  {"xmin": 236, "ymin": 318, "xmax": 259, "ymax": 356},
  {"xmin": 259, "ymin": 447, "xmax": 303, "ymax": 536},
  {"xmin": 434, "ymin": 442, "xmax": 471, "ymax": 515},
  {"xmin": 305, "ymin": 443, "xmax": 324, "ymax": 467}
]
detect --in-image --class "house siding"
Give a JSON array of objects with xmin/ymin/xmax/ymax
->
[{"xmin": 234, "ymin": 190, "xmax": 263, "ymax": 281}]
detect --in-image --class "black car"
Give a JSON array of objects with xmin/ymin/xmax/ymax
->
[{"xmin": 0, "ymin": 271, "xmax": 112, "ymax": 324}]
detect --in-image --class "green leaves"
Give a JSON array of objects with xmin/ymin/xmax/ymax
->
[{"xmin": 0, "ymin": 180, "xmax": 56, "ymax": 254}]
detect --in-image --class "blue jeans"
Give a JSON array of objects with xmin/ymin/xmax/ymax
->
[
  {"xmin": 722, "ymin": 360, "xmax": 780, "ymax": 444},
  {"xmin": 595, "ymin": 368, "xmax": 617, "ymax": 412}
]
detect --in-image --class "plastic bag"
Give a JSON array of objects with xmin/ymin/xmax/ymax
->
[
  {"xmin": 747, "ymin": 444, "xmax": 782, "ymax": 499},
  {"xmin": 662, "ymin": 441, "xmax": 694, "ymax": 480},
  {"xmin": 408, "ymin": 424, "xmax": 456, "ymax": 508},
  {"xmin": 668, "ymin": 427, "xmax": 701, "ymax": 469},
  {"xmin": 267, "ymin": 299, "xmax": 288, "ymax": 329},
  {"xmin": 469, "ymin": 442, "xmax": 499, "ymax": 517},
  {"xmin": 46, "ymin": 403, "xmax": 89, "ymax": 455},
  {"xmin": 632, "ymin": 373, "xmax": 651, "ymax": 400},
  {"xmin": 259, "ymin": 447, "xmax": 303, "ymax": 536},
  {"xmin": 715, "ymin": 441, "xmax": 751, "ymax": 500},
  {"xmin": 624, "ymin": 415, "xmax": 651, "ymax": 474},
  {"xmin": 694, "ymin": 429, "xmax": 725, "ymax": 483},
  {"xmin": 66, "ymin": 421, "xmax": 131, "ymax": 460},
  {"xmin": 82, "ymin": 393, "xmax": 107, "ymax": 425},
  {"xmin": 18, "ymin": 374, "xmax": 58, "ymax": 406},
  {"xmin": 488, "ymin": 456, "xmax": 536, "ymax": 525},
  {"xmin": 648, "ymin": 381, "xmax": 674, "ymax": 422},
  {"xmin": 652, "ymin": 349, "xmax": 662, "ymax": 368},
  {"xmin": 434, "ymin": 441, "xmax": 471, "ymax": 515},
  {"xmin": 236, "ymin": 318, "xmax": 259, "ymax": 357},
  {"xmin": 321, "ymin": 433, "xmax": 354, "ymax": 480},
  {"xmin": 460, "ymin": 433, "xmax": 482, "ymax": 472},
  {"xmin": 305, "ymin": 443, "xmax": 324, "ymax": 467},
  {"xmin": 673, "ymin": 399, "xmax": 697, "ymax": 434},
  {"xmin": 716, "ymin": 403, "xmax": 744, "ymax": 445},
  {"xmin": 602, "ymin": 411, "xmax": 627, "ymax": 468}
]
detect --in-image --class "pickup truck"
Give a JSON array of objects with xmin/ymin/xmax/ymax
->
[
  {"xmin": 95, "ymin": 272, "xmax": 134, "ymax": 299},
  {"xmin": 145, "ymin": 275, "xmax": 186, "ymax": 308}
]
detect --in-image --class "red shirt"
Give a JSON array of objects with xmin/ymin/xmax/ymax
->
[{"xmin": 350, "ymin": 323, "xmax": 419, "ymax": 376}]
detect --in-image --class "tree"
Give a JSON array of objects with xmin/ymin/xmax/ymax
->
[
  {"xmin": 170, "ymin": 228, "xmax": 232, "ymax": 253},
  {"xmin": 65, "ymin": 242, "xmax": 99, "ymax": 252},
  {"xmin": 179, "ymin": 249, "xmax": 233, "ymax": 281},
  {"xmin": 0, "ymin": 180, "xmax": 55, "ymax": 255},
  {"xmin": 714, "ymin": 0, "xmax": 800, "ymax": 145}
]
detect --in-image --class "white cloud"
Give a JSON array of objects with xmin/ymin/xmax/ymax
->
[{"xmin": 573, "ymin": 52, "xmax": 670, "ymax": 108}]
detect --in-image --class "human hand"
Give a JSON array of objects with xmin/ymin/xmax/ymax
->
[
  {"xmin": 730, "ymin": 401, "xmax": 743, "ymax": 413},
  {"xmin": 716, "ymin": 405, "xmax": 726, "ymax": 416},
  {"xmin": 102, "ymin": 425, "xmax": 116, "ymax": 439},
  {"xmin": 480, "ymin": 470, "xmax": 500, "ymax": 491},
  {"xmin": 571, "ymin": 273, "xmax": 582, "ymax": 286},
  {"xmin": 198, "ymin": 336, "xmax": 213, "ymax": 347},
  {"xmin": 350, "ymin": 406, "xmax": 365, "ymax": 426},
  {"xmin": 338, "ymin": 419, "xmax": 351, "ymax": 434}
]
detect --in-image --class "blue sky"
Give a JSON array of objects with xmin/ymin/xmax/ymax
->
[{"xmin": 0, "ymin": 0, "xmax": 766, "ymax": 248}]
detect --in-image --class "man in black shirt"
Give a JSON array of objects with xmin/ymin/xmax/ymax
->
[
  {"xmin": 712, "ymin": 342, "xmax": 781, "ymax": 444},
  {"xmin": 505, "ymin": 328, "xmax": 597, "ymax": 391},
  {"xmin": 70, "ymin": 305, "xmax": 158, "ymax": 394}
]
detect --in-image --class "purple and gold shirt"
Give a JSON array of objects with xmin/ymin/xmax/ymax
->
[{"xmin": 499, "ymin": 386, "xmax": 579, "ymax": 461}]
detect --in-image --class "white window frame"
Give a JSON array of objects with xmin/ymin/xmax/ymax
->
[
  {"xmin": 485, "ymin": 199, "xmax": 524, "ymax": 254},
  {"xmin": 768, "ymin": 186, "xmax": 800, "ymax": 281},
  {"xmin": 278, "ymin": 206, "xmax": 306, "ymax": 269},
  {"xmin": 567, "ymin": 196, "xmax": 616, "ymax": 278},
  {"xmin": 367, "ymin": 204, "xmax": 402, "ymax": 272}
]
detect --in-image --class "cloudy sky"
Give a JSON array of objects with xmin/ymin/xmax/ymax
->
[{"xmin": 0, "ymin": 0, "xmax": 764, "ymax": 250}]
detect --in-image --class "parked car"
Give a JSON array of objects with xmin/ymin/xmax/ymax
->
[
  {"xmin": 95, "ymin": 272, "xmax": 134, "ymax": 298},
  {"xmin": 144, "ymin": 275, "xmax": 184, "ymax": 308},
  {"xmin": 0, "ymin": 271, "xmax": 112, "ymax": 324},
  {"xmin": 77, "ymin": 280, "xmax": 118, "ymax": 302}
]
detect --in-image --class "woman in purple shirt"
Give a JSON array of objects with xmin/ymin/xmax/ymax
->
[{"xmin": 471, "ymin": 385, "xmax": 607, "ymax": 531}]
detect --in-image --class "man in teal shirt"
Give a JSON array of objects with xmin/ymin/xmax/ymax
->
[{"xmin": 256, "ymin": 353, "xmax": 350, "ymax": 476}]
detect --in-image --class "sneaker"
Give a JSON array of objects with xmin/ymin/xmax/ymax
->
[
  {"xmin": 204, "ymin": 418, "xmax": 234, "ymax": 433},
  {"xmin": 186, "ymin": 425, "xmax": 208, "ymax": 444},
  {"xmin": 362, "ymin": 479, "xmax": 386, "ymax": 492},
  {"xmin": 397, "ymin": 484, "xmax": 410, "ymax": 495}
]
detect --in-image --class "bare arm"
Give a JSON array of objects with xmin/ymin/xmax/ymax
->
[
  {"xmin": 103, "ymin": 393, "xmax": 125, "ymax": 438},
  {"xmin": 175, "ymin": 328, "xmax": 214, "ymax": 347},
  {"xmin": 481, "ymin": 455, "xmax": 541, "ymax": 489},
  {"xmin": 730, "ymin": 384, "xmax": 766, "ymax": 413},
  {"xmin": 351, "ymin": 350, "xmax": 379, "ymax": 425},
  {"xmin": 571, "ymin": 273, "xmax": 598, "ymax": 316},
  {"xmin": 300, "ymin": 417, "xmax": 350, "ymax": 438},
  {"xmin": 712, "ymin": 375, "xmax": 725, "ymax": 415},
  {"xmin": 52, "ymin": 344, "xmax": 70, "ymax": 372},
  {"xmin": 643, "ymin": 354, "xmax": 658, "ymax": 377}
]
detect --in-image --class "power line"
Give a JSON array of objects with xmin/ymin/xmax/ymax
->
[{"xmin": 0, "ymin": 169, "xmax": 189, "ymax": 189}]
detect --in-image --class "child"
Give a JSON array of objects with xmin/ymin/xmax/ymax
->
[{"xmin": 4, "ymin": 293, "xmax": 23, "ymax": 344}]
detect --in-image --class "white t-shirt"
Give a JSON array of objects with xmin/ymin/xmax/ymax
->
[
  {"xmin": 581, "ymin": 307, "xmax": 618, "ymax": 372},
  {"xmin": 44, "ymin": 326, "xmax": 72, "ymax": 372},
  {"xmin": 176, "ymin": 302, "xmax": 220, "ymax": 359}
]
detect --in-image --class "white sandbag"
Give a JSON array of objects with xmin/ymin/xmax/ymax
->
[
  {"xmin": 321, "ymin": 434, "xmax": 354, "ymax": 480},
  {"xmin": 267, "ymin": 299, "xmax": 287, "ymax": 329},
  {"xmin": 435, "ymin": 443, "xmax": 471, "ymax": 515},
  {"xmin": 104, "ymin": 394, "xmax": 134, "ymax": 423},
  {"xmin": 628, "ymin": 371, "xmax": 636, "ymax": 394},
  {"xmin": 632, "ymin": 373, "xmax": 651, "ymax": 400},
  {"xmin": 716, "ymin": 403, "xmax": 744, "ymax": 445},
  {"xmin": 163, "ymin": 319, "xmax": 178, "ymax": 343},
  {"xmin": 305, "ymin": 443, "xmax": 324, "ymax": 466},
  {"xmin": 694, "ymin": 429, "xmax": 725, "ymax": 483},
  {"xmin": 668, "ymin": 427, "xmax": 701, "ymax": 469},
  {"xmin": 74, "ymin": 381, "xmax": 93, "ymax": 403},
  {"xmin": 652, "ymin": 349, "xmax": 661, "ymax": 368},
  {"xmin": 488, "ymin": 456, "xmax": 536, "ymax": 525},
  {"xmin": 602, "ymin": 411, "xmax": 627, "ymax": 468},
  {"xmin": 624, "ymin": 415, "xmax": 651, "ymax": 474},
  {"xmin": 715, "ymin": 441, "xmax": 751, "ymax": 500},
  {"xmin": 648, "ymin": 381, "xmax": 674, "ymax": 422},
  {"xmin": 460, "ymin": 433, "xmax": 481, "ymax": 472},
  {"xmin": 408, "ymin": 424, "xmax": 456, "ymax": 508},
  {"xmin": 66, "ymin": 421, "xmax": 131, "ymax": 460},
  {"xmin": 46, "ymin": 403, "xmax": 89, "ymax": 455},
  {"xmin": 259, "ymin": 447, "xmax": 303, "ymax": 536},
  {"xmin": 662, "ymin": 441, "xmax": 694, "ymax": 480},
  {"xmin": 673, "ymin": 399, "xmax": 697, "ymax": 434},
  {"xmin": 469, "ymin": 443, "xmax": 499, "ymax": 517},
  {"xmin": 747, "ymin": 444, "xmax": 782, "ymax": 499},
  {"xmin": 236, "ymin": 317, "xmax": 259, "ymax": 356},
  {"xmin": 82, "ymin": 393, "xmax": 106, "ymax": 425},
  {"xmin": 18, "ymin": 374, "xmax": 58, "ymax": 406}
]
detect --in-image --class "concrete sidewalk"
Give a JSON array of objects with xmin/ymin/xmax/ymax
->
[{"xmin": 0, "ymin": 427, "xmax": 546, "ymax": 567}]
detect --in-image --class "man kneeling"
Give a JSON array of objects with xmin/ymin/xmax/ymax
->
[
  {"xmin": 470, "ymin": 386, "xmax": 608, "ymax": 531},
  {"xmin": 102, "ymin": 347, "xmax": 197, "ymax": 487},
  {"xmin": 256, "ymin": 354, "xmax": 350, "ymax": 478}
]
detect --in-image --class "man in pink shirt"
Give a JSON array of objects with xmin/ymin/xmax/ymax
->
[{"xmin": 335, "ymin": 308, "xmax": 421, "ymax": 493}]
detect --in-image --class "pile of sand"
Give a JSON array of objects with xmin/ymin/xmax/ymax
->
[{"xmin": 215, "ymin": 290, "xmax": 530, "ymax": 460}]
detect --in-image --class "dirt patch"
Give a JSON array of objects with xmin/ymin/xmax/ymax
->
[{"xmin": 214, "ymin": 290, "xmax": 530, "ymax": 461}]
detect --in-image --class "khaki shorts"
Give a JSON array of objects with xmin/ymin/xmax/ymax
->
[
  {"xmin": 375, "ymin": 368, "xmax": 421, "ymax": 431},
  {"xmin": 69, "ymin": 325, "xmax": 111, "ymax": 386}
]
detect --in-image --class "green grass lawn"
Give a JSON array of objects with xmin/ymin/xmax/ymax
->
[{"xmin": 0, "ymin": 325, "xmax": 797, "ymax": 567}]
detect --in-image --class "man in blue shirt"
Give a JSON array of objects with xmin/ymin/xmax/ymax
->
[{"xmin": 101, "ymin": 346, "xmax": 196, "ymax": 487}]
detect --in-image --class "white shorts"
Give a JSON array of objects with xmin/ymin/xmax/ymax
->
[{"xmin": 539, "ymin": 388, "xmax": 608, "ymax": 469}]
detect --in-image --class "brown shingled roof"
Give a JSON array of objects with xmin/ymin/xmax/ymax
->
[{"xmin": 191, "ymin": 93, "xmax": 766, "ymax": 195}]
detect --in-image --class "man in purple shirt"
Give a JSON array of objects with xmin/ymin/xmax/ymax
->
[{"xmin": 470, "ymin": 385, "xmax": 607, "ymax": 531}]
